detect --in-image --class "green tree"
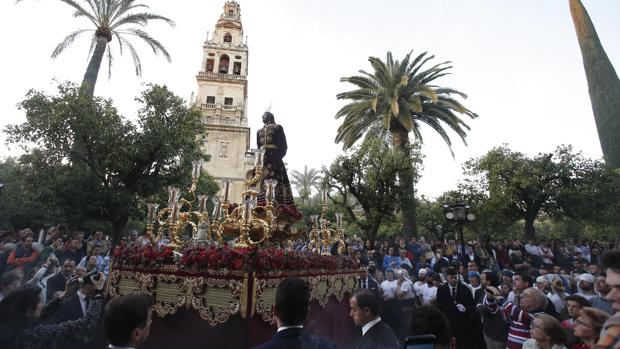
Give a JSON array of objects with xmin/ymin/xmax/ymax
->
[
  {"xmin": 463, "ymin": 145, "xmax": 585, "ymax": 240},
  {"xmin": 50, "ymin": 0, "xmax": 175, "ymax": 95},
  {"xmin": 290, "ymin": 165, "xmax": 321, "ymax": 205},
  {"xmin": 569, "ymin": 0, "xmax": 620, "ymax": 168},
  {"xmin": 4, "ymin": 82, "xmax": 216, "ymax": 242},
  {"xmin": 324, "ymin": 138, "xmax": 421, "ymax": 241},
  {"xmin": 335, "ymin": 51, "xmax": 477, "ymax": 236}
]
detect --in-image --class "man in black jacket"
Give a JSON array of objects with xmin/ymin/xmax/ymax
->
[
  {"xmin": 252, "ymin": 277, "xmax": 336, "ymax": 349},
  {"xmin": 46, "ymin": 258, "xmax": 75, "ymax": 302},
  {"xmin": 358, "ymin": 266, "xmax": 379, "ymax": 296},
  {"xmin": 349, "ymin": 289, "xmax": 399, "ymax": 349},
  {"xmin": 437, "ymin": 267, "xmax": 483, "ymax": 349}
]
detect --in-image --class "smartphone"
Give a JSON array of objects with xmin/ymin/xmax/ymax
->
[{"xmin": 404, "ymin": 335, "xmax": 437, "ymax": 349}]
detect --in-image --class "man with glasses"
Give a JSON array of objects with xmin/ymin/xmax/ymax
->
[{"xmin": 597, "ymin": 250, "xmax": 620, "ymax": 349}]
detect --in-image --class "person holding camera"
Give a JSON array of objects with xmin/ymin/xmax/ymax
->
[
  {"xmin": 0, "ymin": 281, "xmax": 103, "ymax": 349},
  {"xmin": 49, "ymin": 270, "xmax": 105, "ymax": 349}
]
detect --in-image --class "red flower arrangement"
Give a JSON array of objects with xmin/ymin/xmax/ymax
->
[{"xmin": 113, "ymin": 244, "xmax": 358, "ymax": 274}]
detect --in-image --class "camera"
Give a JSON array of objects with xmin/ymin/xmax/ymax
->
[{"xmin": 83, "ymin": 270, "xmax": 101, "ymax": 284}]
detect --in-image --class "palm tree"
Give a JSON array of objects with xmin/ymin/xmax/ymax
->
[
  {"xmin": 51, "ymin": 0, "xmax": 175, "ymax": 96},
  {"xmin": 290, "ymin": 165, "xmax": 321, "ymax": 205},
  {"xmin": 569, "ymin": 0, "xmax": 620, "ymax": 169},
  {"xmin": 335, "ymin": 51, "xmax": 477, "ymax": 236}
]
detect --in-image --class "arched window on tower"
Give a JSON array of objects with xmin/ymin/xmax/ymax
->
[
  {"xmin": 218, "ymin": 54, "xmax": 230, "ymax": 74},
  {"xmin": 223, "ymin": 33, "xmax": 232, "ymax": 43}
]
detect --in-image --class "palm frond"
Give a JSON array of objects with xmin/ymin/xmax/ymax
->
[
  {"xmin": 51, "ymin": 29, "xmax": 92, "ymax": 58},
  {"xmin": 59, "ymin": 0, "xmax": 99, "ymax": 26},
  {"xmin": 111, "ymin": 12, "xmax": 175, "ymax": 29},
  {"xmin": 119, "ymin": 28, "xmax": 171, "ymax": 62},
  {"xmin": 119, "ymin": 36, "xmax": 142, "ymax": 76}
]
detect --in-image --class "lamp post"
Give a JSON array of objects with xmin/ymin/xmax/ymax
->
[{"xmin": 443, "ymin": 203, "xmax": 475, "ymax": 256}]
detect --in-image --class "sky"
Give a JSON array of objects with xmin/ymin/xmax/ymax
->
[{"xmin": 1, "ymin": 0, "xmax": 619, "ymax": 198}]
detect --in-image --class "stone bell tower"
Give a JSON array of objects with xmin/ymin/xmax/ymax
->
[{"xmin": 194, "ymin": 1, "xmax": 254, "ymax": 202}]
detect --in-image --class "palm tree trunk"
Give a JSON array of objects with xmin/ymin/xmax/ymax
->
[
  {"xmin": 569, "ymin": 0, "xmax": 620, "ymax": 168},
  {"xmin": 81, "ymin": 36, "xmax": 108, "ymax": 96},
  {"xmin": 392, "ymin": 127, "xmax": 417, "ymax": 237}
]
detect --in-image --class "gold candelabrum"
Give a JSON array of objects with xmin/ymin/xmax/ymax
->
[
  {"xmin": 144, "ymin": 149, "xmax": 287, "ymax": 249},
  {"xmin": 307, "ymin": 189, "xmax": 346, "ymax": 255},
  {"xmin": 144, "ymin": 161, "xmax": 211, "ymax": 248}
]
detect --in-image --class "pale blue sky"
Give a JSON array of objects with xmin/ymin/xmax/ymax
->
[{"xmin": 1, "ymin": 0, "xmax": 619, "ymax": 197}]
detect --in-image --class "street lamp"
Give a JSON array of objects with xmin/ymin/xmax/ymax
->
[{"xmin": 443, "ymin": 203, "xmax": 475, "ymax": 256}]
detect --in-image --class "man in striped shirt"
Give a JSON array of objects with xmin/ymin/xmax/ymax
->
[{"xmin": 484, "ymin": 286, "xmax": 548, "ymax": 349}]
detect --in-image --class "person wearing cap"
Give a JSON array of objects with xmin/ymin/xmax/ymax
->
[
  {"xmin": 413, "ymin": 269, "xmax": 427, "ymax": 305},
  {"xmin": 576, "ymin": 274, "xmax": 597, "ymax": 301},
  {"xmin": 421, "ymin": 270, "xmax": 438, "ymax": 306}
]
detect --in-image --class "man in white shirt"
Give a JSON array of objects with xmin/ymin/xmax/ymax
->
[
  {"xmin": 414, "ymin": 269, "xmax": 428, "ymax": 303},
  {"xmin": 421, "ymin": 272, "xmax": 438, "ymax": 305}
]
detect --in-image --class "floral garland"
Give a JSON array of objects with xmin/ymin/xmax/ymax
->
[{"xmin": 113, "ymin": 244, "xmax": 358, "ymax": 274}]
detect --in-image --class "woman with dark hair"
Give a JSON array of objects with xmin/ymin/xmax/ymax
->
[{"xmin": 0, "ymin": 284, "xmax": 102, "ymax": 349}]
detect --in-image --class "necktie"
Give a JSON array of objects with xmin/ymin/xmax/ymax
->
[
  {"xmin": 363, "ymin": 280, "xmax": 367, "ymax": 288},
  {"xmin": 451, "ymin": 287, "xmax": 456, "ymax": 300},
  {"xmin": 84, "ymin": 297, "xmax": 90, "ymax": 314}
]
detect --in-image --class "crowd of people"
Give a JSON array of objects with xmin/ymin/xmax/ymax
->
[
  {"xmin": 345, "ymin": 235, "xmax": 620, "ymax": 349},
  {"xmin": 1, "ymin": 224, "xmax": 620, "ymax": 349}
]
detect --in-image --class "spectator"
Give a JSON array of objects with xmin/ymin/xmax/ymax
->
[
  {"xmin": 437, "ymin": 267, "xmax": 481, "ymax": 349},
  {"xmin": 61, "ymin": 238, "xmax": 86, "ymax": 265},
  {"xmin": 86, "ymin": 231, "xmax": 109, "ymax": 255},
  {"xmin": 349, "ymin": 289, "xmax": 399, "ymax": 349},
  {"xmin": 413, "ymin": 269, "xmax": 427, "ymax": 304},
  {"xmin": 562, "ymin": 295, "xmax": 591, "ymax": 330},
  {"xmin": 508, "ymin": 272, "xmax": 532, "ymax": 306},
  {"xmin": 467, "ymin": 271, "xmax": 482, "ymax": 299},
  {"xmin": 104, "ymin": 294, "xmax": 154, "ymax": 349},
  {"xmin": 39, "ymin": 236, "xmax": 63, "ymax": 263},
  {"xmin": 408, "ymin": 305, "xmax": 453, "ymax": 349},
  {"xmin": 421, "ymin": 271, "xmax": 438, "ymax": 306},
  {"xmin": 46, "ymin": 258, "xmax": 76, "ymax": 303},
  {"xmin": 0, "ymin": 284, "xmax": 102, "ymax": 349},
  {"xmin": 380, "ymin": 268, "xmax": 398, "ymax": 301},
  {"xmin": 397, "ymin": 249, "xmax": 413, "ymax": 274},
  {"xmin": 7, "ymin": 236, "xmax": 39, "ymax": 273},
  {"xmin": 484, "ymin": 287, "xmax": 549, "ymax": 349},
  {"xmin": 576, "ymin": 274, "xmax": 597, "ymax": 301},
  {"xmin": 358, "ymin": 266, "xmax": 379, "ymax": 295},
  {"xmin": 252, "ymin": 277, "xmax": 336, "ymax": 349},
  {"xmin": 523, "ymin": 313, "xmax": 567, "ymax": 349},
  {"xmin": 547, "ymin": 278, "xmax": 568, "ymax": 314},
  {"xmin": 591, "ymin": 274, "xmax": 614, "ymax": 315},
  {"xmin": 596, "ymin": 250, "xmax": 620, "ymax": 349},
  {"xmin": 382, "ymin": 247, "xmax": 400, "ymax": 270},
  {"xmin": 0, "ymin": 272, "xmax": 22, "ymax": 302},
  {"xmin": 572, "ymin": 307, "xmax": 609, "ymax": 349}
]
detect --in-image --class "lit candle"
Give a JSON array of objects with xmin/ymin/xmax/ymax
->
[
  {"xmin": 197, "ymin": 195, "xmax": 208, "ymax": 213},
  {"xmin": 147, "ymin": 203, "xmax": 159, "ymax": 224},
  {"xmin": 192, "ymin": 161, "xmax": 202, "ymax": 179}
]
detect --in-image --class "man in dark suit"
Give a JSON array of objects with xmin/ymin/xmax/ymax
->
[
  {"xmin": 50, "ymin": 271, "xmax": 103, "ymax": 349},
  {"xmin": 349, "ymin": 289, "xmax": 399, "ymax": 349},
  {"xmin": 252, "ymin": 277, "xmax": 336, "ymax": 349},
  {"xmin": 358, "ymin": 266, "xmax": 379, "ymax": 296},
  {"xmin": 46, "ymin": 258, "xmax": 76, "ymax": 302},
  {"xmin": 437, "ymin": 267, "xmax": 483, "ymax": 349}
]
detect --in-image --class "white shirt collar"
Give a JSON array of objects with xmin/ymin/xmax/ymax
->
[
  {"xmin": 277, "ymin": 325, "xmax": 303, "ymax": 332},
  {"xmin": 362, "ymin": 316, "xmax": 381, "ymax": 336}
]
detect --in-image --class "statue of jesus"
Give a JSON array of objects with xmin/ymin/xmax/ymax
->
[{"xmin": 256, "ymin": 112, "xmax": 302, "ymax": 221}]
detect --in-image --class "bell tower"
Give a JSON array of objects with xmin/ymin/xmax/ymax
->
[{"xmin": 194, "ymin": 1, "xmax": 254, "ymax": 201}]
